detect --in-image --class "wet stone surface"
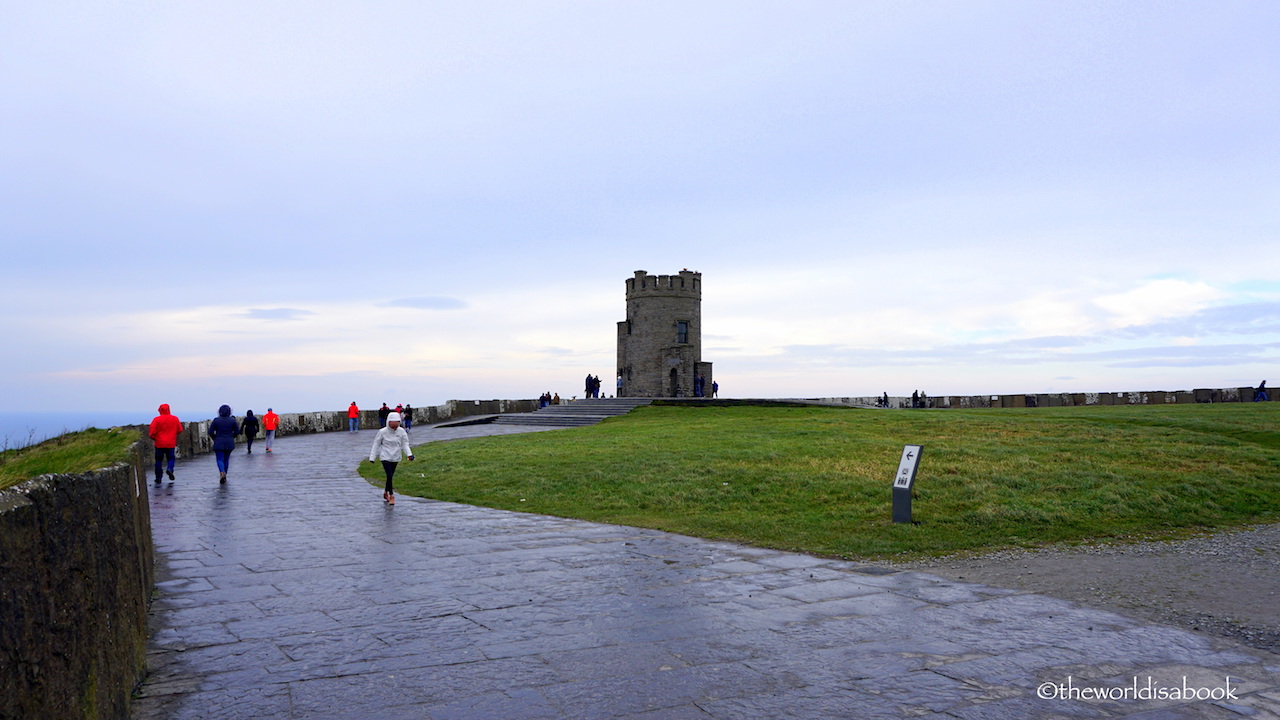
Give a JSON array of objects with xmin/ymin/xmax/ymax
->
[{"xmin": 133, "ymin": 427, "xmax": 1280, "ymax": 719}]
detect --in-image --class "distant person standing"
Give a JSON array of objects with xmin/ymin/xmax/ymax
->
[
  {"xmin": 1255, "ymin": 381, "xmax": 1269, "ymax": 402},
  {"xmin": 209, "ymin": 404, "xmax": 240, "ymax": 484},
  {"xmin": 241, "ymin": 410, "xmax": 261, "ymax": 454},
  {"xmin": 347, "ymin": 402, "xmax": 360, "ymax": 432},
  {"xmin": 368, "ymin": 412, "xmax": 413, "ymax": 505},
  {"xmin": 402, "ymin": 404, "xmax": 413, "ymax": 430},
  {"xmin": 378, "ymin": 403, "xmax": 391, "ymax": 428},
  {"xmin": 712, "ymin": 380, "xmax": 718, "ymax": 398},
  {"xmin": 148, "ymin": 404, "xmax": 183, "ymax": 485},
  {"xmin": 262, "ymin": 407, "xmax": 280, "ymax": 452}
]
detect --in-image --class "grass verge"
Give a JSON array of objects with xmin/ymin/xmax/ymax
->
[
  {"xmin": 0, "ymin": 427, "xmax": 141, "ymax": 491},
  {"xmin": 358, "ymin": 403, "xmax": 1280, "ymax": 559}
]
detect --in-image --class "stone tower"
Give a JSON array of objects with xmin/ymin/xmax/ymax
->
[{"xmin": 616, "ymin": 269, "xmax": 713, "ymax": 398}]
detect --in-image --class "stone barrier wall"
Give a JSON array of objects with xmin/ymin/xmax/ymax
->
[
  {"xmin": 807, "ymin": 387, "xmax": 1275, "ymax": 409},
  {"xmin": 162, "ymin": 399, "xmax": 540, "ymax": 456},
  {"xmin": 0, "ymin": 441, "xmax": 154, "ymax": 720}
]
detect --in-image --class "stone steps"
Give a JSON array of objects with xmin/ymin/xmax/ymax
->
[{"xmin": 490, "ymin": 398, "xmax": 653, "ymax": 427}]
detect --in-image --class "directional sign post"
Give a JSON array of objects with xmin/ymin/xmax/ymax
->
[{"xmin": 892, "ymin": 444, "xmax": 924, "ymax": 524}]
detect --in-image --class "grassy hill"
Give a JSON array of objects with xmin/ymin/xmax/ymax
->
[{"xmin": 361, "ymin": 403, "xmax": 1280, "ymax": 559}]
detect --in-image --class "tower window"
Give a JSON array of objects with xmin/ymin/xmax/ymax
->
[{"xmin": 677, "ymin": 321, "xmax": 689, "ymax": 344}]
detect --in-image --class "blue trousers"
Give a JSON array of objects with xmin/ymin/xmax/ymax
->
[
  {"xmin": 154, "ymin": 447, "xmax": 175, "ymax": 479},
  {"xmin": 215, "ymin": 449, "xmax": 232, "ymax": 474}
]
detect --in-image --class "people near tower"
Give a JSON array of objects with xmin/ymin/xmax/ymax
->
[
  {"xmin": 209, "ymin": 404, "xmax": 240, "ymax": 484},
  {"xmin": 149, "ymin": 404, "xmax": 183, "ymax": 485},
  {"xmin": 584, "ymin": 374, "xmax": 593, "ymax": 398},
  {"xmin": 617, "ymin": 374, "xmax": 623, "ymax": 396},
  {"xmin": 262, "ymin": 407, "xmax": 279, "ymax": 452},
  {"xmin": 1256, "ymin": 381, "xmax": 1270, "ymax": 402},
  {"xmin": 402, "ymin": 404, "xmax": 413, "ymax": 430},
  {"xmin": 694, "ymin": 374, "xmax": 706, "ymax": 397},
  {"xmin": 712, "ymin": 380, "xmax": 718, "ymax": 398},
  {"xmin": 241, "ymin": 410, "xmax": 260, "ymax": 454},
  {"xmin": 347, "ymin": 402, "xmax": 360, "ymax": 432},
  {"xmin": 378, "ymin": 403, "xmax": 391, "ymax": 427}
]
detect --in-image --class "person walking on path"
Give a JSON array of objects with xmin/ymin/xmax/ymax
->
[
  {"xmin": 262, "ymin": 407, "xmax": 279, "ymax": 452},
  {"xmin": 241, "ymin": 410, "xmax": 260, "ymax": 454},
  {"xmin": 378, "ymin": 403, "xmax": 391, "ymax": 428},
  {"xmin": 402, "ymin": 404, "xmax": 413, "ymax": 431},
  {"xmin": 368, "ymin": 411, "xmax": 413, "ymax": 505},
  {"xmin": 1255, "ymin": 381, "xmax": 1269, "ymax": 402},
  {"xmin": 148, "ymin": 404, "xmax": 183, "ymax": 485},
  {"xmin": 209, "ymin": 404, "xmax": 240, "ymax": 484},
  {"xmin": 347, "ymin": 402, "xmax": 360, "ymax": 432}
]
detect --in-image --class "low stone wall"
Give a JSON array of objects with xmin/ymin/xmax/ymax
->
[
  {"xmin": 0, "ymin": 441, "xmax": 154, "ymax": 720},
  {"xmin": 806, "ymin": 387, "xmax": 1276, "ymax": 409},
  {"xmin": 163, "ymin": 399, "xmax": 540, "ymax": 456}
]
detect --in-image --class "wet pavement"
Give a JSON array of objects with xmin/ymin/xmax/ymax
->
[{"xmin": 133, "ymin": 426, "xmax": 1280, "ymax": 719}]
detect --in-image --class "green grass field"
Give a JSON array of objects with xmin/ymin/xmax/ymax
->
[
  {"xmin": 359, "ymin": 403, "xmax": 1280, "ymax": 559},
  {"xmin": 0, "ymin": 427, "xmax": 140, "ymax": 491}
]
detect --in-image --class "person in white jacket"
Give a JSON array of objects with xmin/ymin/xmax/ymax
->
[{"xmin": 368, "ymin": 412, "xmax": 414, "ymax": 505}]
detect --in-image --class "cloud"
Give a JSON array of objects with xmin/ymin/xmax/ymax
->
[
  {"xmin": 1115, "ymin": 301, "xmax": 1280, "ymax": 338},
  {"xmin": 380, "ymin": 297, "xmax": 467, "ymax": 310},
  {"xmin": 1092, "ymin": 279, "xmax": 1225, "ymax": 329},
  {"xmin": 239, "ymin": 308, "xmax": 316, "ymax": 321}
]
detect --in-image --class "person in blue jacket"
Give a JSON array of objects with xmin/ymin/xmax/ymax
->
[{"xmin": 209, "ymin": 404, "xmax": 240, "ymax": 484}]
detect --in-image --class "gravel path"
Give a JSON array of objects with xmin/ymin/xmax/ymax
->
[{"xmin": 885, "ymin": 523, "xmax": 1280, "ymax": 654}]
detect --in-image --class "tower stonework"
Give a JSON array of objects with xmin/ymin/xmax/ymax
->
[{"xmin": 617, "ymin": 269, "xmax": 713, "ymax": 398}]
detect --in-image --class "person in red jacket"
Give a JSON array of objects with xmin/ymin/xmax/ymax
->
[
  {"xmin": 347, "ymin": 402, "xmax": 360, "ymax": 432},
  {"xmin": 262, "ymin": 408, "xmax": 280, "ymax": 452},
  {"xmin": 148, "ymin": 404, "xmax": 183, "ymax": 485}
]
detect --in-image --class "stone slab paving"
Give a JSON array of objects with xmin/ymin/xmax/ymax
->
[{"xmin": 132, "ymin": 427, "xmax": 1280, "ymax": 719}]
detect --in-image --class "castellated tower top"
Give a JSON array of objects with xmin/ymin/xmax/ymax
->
[{"xmin": 625, "ymin": 269, "xmax": 701, "ymax": 300}]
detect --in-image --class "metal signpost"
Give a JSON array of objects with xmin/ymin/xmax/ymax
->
[{"xmin": 892, "ymin": 444, "xmax": 923, "ymax": 524}]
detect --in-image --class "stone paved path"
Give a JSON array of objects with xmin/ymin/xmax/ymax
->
[{"xmin": 132, "ymin": 427, "xmax": 1280, "ymax": 719}]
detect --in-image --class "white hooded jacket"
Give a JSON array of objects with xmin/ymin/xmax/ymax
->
[{"xmin": 369, "ymin": 414, "xmax": 413, "ymax": 462}]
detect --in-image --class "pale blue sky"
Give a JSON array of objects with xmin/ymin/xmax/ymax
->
[{"xmin": 2, "ymin": 1, "xmax": 1277, "ymax": 413}]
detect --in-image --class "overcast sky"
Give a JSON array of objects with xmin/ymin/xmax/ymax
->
[{"xmin": 3, "ymin": 1, "xmax": 1277, "ymax": 414}]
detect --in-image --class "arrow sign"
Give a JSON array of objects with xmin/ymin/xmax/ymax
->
[
  {"xmin": 893, "ymin": 444, "xmax": 923, "ymax": 489},
  {"xmin": 892, "ymin": 444, "xmax": 924, "ymax": 524}
]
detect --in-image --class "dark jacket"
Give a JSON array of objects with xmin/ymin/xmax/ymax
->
[
  {"xmin": 210, "ymin": 405, "xmax": 240, "ymax": 451},
  {"xmin": 241, "ymin": 412, "xmax": 261, "ymax": 438}
]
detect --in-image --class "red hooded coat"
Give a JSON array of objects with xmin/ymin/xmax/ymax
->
[{"xmin": 149, "ymin": 404, "xmax": 183, "ymax": 449}]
